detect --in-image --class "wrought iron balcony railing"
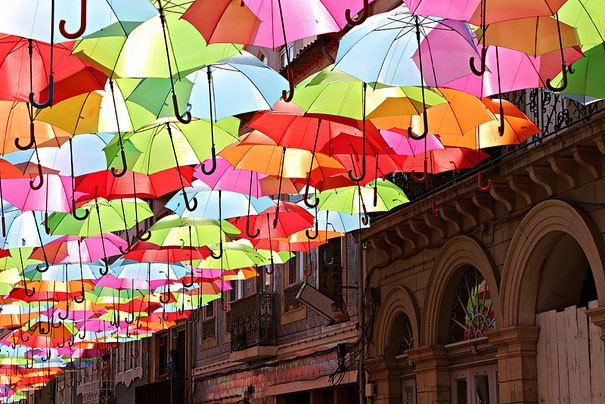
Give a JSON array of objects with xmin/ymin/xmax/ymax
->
[{"xmin": 228, "ymin": 293, "xmax": 277, "ymax": 352}]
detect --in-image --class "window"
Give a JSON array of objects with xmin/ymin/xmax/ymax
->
[
  {"xmin": 204, "ymin": 301, "xmax": 215, "ymax": 320},
  {"xmin": 229, "ymin": 281, "xmax": 243, "ymax": 303},
  {"xmin": 286, "ymin": 252, "xmax": 305, "ymax": 286},
  {"xmin": 257, "ymin": 51, "xmax": 268, "ymax": 65},
  {"xmin": 280, "ymin": 43, "xmax": 294, "ymax": 68},
  {"xmin": 243, "ymin": 277, "xmax": 256, "ymax": 298},
  {"xmin": 261, "ymin": 268, "xmax": 274, "ymax": 293},
  {"xmin": 448, "ymin": 268, "xmax": 496, "ymax": 343}
]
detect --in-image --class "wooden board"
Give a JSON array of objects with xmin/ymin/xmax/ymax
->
[
  {"xmin": 588, "ymin": 301, "xmax": 605, "ymax": 401},
  {"xmin": 576, "ymin": 307, "xmax": 592, "ymax": 403},
  {"xmin": 556, "ymin": 310, "xmax": 570, "ymax": 404},
  {"xmin": 566, "ymin": 306, "xmax": 581, "ymax": 401}
]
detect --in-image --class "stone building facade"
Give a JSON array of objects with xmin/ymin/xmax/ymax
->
[{"xmin": 361, "ymin": 97, "xmax": 605, "ymax": 403}]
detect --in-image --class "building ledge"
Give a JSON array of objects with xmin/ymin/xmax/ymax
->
[{"xmin": 229, "ymin": 345, "xmax": 278, "ymax": 363}]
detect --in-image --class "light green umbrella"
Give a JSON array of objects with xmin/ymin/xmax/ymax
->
[
  {"xmin": 316, "ymin": 179, "xmax": 409, "ymax": 216},
  {"xmin": 146, "ymin": 215, "xmax": 240, "ymax": 248},
  {"xmin": 551, "ymin": 45, "xmax": 605, "ymax": 99},
  {"xmin": 104, "ymin": 119, "xmax": 240, "ymax": 175},
  {"xmin": 47, "ymin": 198, "xmax": 153, "ymax": 237},
  {"xmin": 73, "ymin": 13, "xmax": 241, "ymax": 79},
  {"xmin": 559, "ymin": 0, "xmax": 605, "ymax": 51},
  {"xmin": 196, "ymin": 241, "xmax": 266, "ymax": 270},
  {"xmin": 293, "ymin": 68, "xmax": 446, "ymax": 120}
]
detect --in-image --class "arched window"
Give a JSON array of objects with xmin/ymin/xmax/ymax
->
[
  {"xmin": 448, "ymin": 268, "xmax": 496, "ymax": 343},
  {"xmin": 387, "ymin": 313, "xmax": 414, "ymax": 356}
]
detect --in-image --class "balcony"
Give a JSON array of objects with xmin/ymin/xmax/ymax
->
[{"xmin": 228, "ymin": 293, "xmax": 278, "ymax": 362}]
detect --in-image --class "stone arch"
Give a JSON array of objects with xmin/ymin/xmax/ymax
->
[
  {"xmin": 500, "ymin": 199, "xmax": 605, "ymax": 327},
  {"xmin": 374, "ymin": 286, "xmax": 420, "ymax": 357},
  {"xmin": 422, "ymin": 235, "xmax": 500, "ymax": 346}
]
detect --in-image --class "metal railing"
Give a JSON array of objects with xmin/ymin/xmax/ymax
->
[{"xmin": 228, "ymin": 293, "xmax": 277, "ymax": 351}]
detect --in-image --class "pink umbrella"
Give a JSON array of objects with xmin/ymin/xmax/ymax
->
[
  {"xmin": 1, "ymin": 174, "xmax": 72, "ymax": 213},
  {"xmin": 194, "ymin": 158, "xmax": 268, "ymax": 198},
  {"xmin": 443, "ymin": 45, "xmax": 584, "ymax": 97},
  {"xmin": 185, "ymin": 0, "xmax": 376, "ymax": 101},
  {"xmin": 30, "ymin": 234, "xmax": 128, "ymax": 264},
  {"xmin": 380, "ymin": 131, "xmax": 444, "ymax": 156}
]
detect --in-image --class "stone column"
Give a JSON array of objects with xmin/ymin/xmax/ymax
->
[
  {"xmin": 365, "ymin": 357, "xmax": 402, "ymax": 404},
  {"xmin": 488, "ymin": 326, "xmax": 540, "ymax": 404},
  {"xmin": 587, "ymin": 307, "xmax": 605, "ymax": 368},
  {"xmin": 406, "ymin": 346, "xmax": 450, "ymax": 404}
]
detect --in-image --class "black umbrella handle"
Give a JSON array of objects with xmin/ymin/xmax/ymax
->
[{"xmin": 345, "ymin": 0, "xmax": 369, "ymax": 26}]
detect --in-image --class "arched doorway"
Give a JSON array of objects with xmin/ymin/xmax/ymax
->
[
  {"xmin": 444, "ymin": 266, "xmax": 498, "ymax": 404},
  {"xmin": 501, "ymin": 200, "xmax": 605, "ymax": 403},
  {"xmin": 421, "ymin": 236, "xmax": 500, "ymax": 404}
]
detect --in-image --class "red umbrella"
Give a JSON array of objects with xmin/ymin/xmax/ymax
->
[
  {"xmin": 230, "ymin": 201, "xmax": 314, "ymax": 239},
  {"xmin": 75, "ymin": 167, "xmax": 195, "ymax": 201},
  {"xmin": 399, "ymin": 147, "xmax": 490, "ymax": 175},
  {"xmin": 0, "ymin": 35, "xmax": 107, "ymax": 106},
  {"xmin": 122, "ymin": 242, "xmax": 211, "ymax": 263}
]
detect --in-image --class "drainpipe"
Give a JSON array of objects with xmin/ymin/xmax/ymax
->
[{"xmin": 358, "ymin": 239, "xmax": 367, "ymax": 404}]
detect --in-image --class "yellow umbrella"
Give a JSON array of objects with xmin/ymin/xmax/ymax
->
[{"xmin": 0, "ymin": 101, "xmax": 70, "ymax": 154}]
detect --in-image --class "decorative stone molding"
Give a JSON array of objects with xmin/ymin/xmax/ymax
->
[
  {"xmin": 500, "ymin": 199, "xmax": 605, "ymax": 327},
  {"xmin": 373, "ymin": 286, "xmax": 420, "ymax": 357},
  {"xmin": 422, "ymin": 235, "xmax": 500, "ymax": 345}
]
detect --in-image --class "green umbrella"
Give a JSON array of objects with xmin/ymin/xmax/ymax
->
[
  {"xmin": 73, "ymin": 13, "xmax": 241, "ymax": 79},
  {"xmin": 48, "ymin": 198, "xmax": 153, "ymax": 237},
  {"xmin": 116, "ymin": 77, "xmax": 194, "ymax": 131},
  {"xmin": 316, "ymin": 179, "xmax": 409, "ymax": 217},
  {"xmin": 551, "ymin": 45, "xmax": 605, "ymax": 99},
  {"xmin": 196, "ymin": 241, "xmax": 266, "ymax": 270},
  {"xmin": 559, "ymin": 0, "xmax": 605, "ymax": 51},
  {"xmin": 104, "ymin": 119, "xmax": 239, "ymax": 175},
  {"xmin": 146, "ymin": 215, "xmax": 240, "ymax": 248},
  {"xmin": 293, "ymin": 68, "xmax": 446, "ymax": 120}
]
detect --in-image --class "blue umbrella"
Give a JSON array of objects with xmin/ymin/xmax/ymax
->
[
  {"xmin": 0, "ymin": 0, "xmax": 157, "ymax": 42},
  {"xmin": 166, "ymin": 181, "xmax": 275, "ymax": 220},
  {"xmin": 187, "ymin": 52, "xmax": 289, "ymax": 120},
  {"xmin": 334, "ymin": 5, "xmax": 477, "ymax": 87}
]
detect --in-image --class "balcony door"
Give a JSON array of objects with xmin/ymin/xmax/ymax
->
[{"xmin": 450, "ymin": 364, "xmax": 498, "ymax": 404}]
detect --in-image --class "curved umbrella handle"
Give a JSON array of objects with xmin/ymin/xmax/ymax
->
[
  {"xmin": 118, "ymin": 237, "xmax": 133, "ymax": 255},
  {"xmin": 111, "ymin": 145, "xmax": 128, "ymax": 178},
  {"xmin": 323, "ymin": 249, "xmax": 335, "ymax": 265},
  {"xmin": 73, "ymin": 293, "xmax": 85, "ymax": 304},
  {"xmin": 469, "ymin": 46, "xmax": 487, "ymax": 76},
  {"xmin": 135, "ymin": 229, "xmax": 152, "ymax": 241},
  {"xmin": 410, "ymin": 159, "xmax": 428, "ymax": 183},
  {"xmin": 29, "ymin": 75, "xmax": 54, "ymax": 109},
  {"xmin": 182, "ymin": 193, "xmax": 198, "ymax": 212},
  {"xmin": 162, "ymin": 310, "xmax": 170, "ymax": 322},
  {"xmin": 29, "ymin": 166, "xmax": 44, "ymax": 190},
  {"xmin": 408, "ymin": 113, "xmax": 428, "ymax": 140},
  {"xmin": 59, "ymin": 0, "xmax": 87, "ymax": 39},
  {"xmin": 51, "ymin": 314, "xmax": 62, "ymax": 328},
  {"xmin": 173, "ymin": 93, "xmax": 192, "ymax": 124},
  {"xmin": 201, "ymin": 147, "xmax": 217, "ymax": 176},
  {"xmin": 15, "ymin": 121, "xmax": 36, "ymax": 150},
  {"xmin": 36, "ymin": 262, "xmax": 50, "ymax": 273},
  {"xmin": 546, "ymin": 63, "xmax": 568, "ymax": 92},
  {"xmin": 546, "ymin": 13, "xmax": 569, "ymax": 93},
  {"xmin": 282, "ymin": 67, "xmax": 295, "ymax": 103},
  {"xmin": 99, "ymin": 260, "xmax": 109, "ymax": 276},
  {"xmin": 347, "ymin": 155, "xmax": 366, "ymax": 182},
  {"xmin": 245, "ymin": 216, "xmax": 260, "ymax": 238},
  {"xmin": 44, "ymin": 211, "xmax": 51, "ymax": 235},
  {"xmin": 477, "ymin": 170, "xmax": 492, "ymax": 192},
  {"xmin": 360, "ymin": 197, "xmax": 369, "ymax": 226},
  {"xmin": 124, "ymin": 312, "xmax": 134, "ymax": 325},
  {"xmin": 160, "ymin": 291, "xmax": 170, "ymax": 304},
  {"xmin": 72, "ymin": 199, "xmax": 90, "ymax": 221},
  {"xmin": 58, "ymin": 303, "xmax": 69, "ymax": 321},
  {"xmin": 303, "ymin": 181, "xmax": 318, "ymax": 208},
  {"xmin": 24, "ymin": 283, "xmax": 36, "ymax": 297},
  {"xmin": 20, "ymin": 330, "xmax": 31, "ymax": 343},
  {"xmin": 345, "ymin": 0, "xmax": 369, "ymax": 26},
  {"xmin": 209, "ymin": 241, "xmax": 223, "ymax": 259},
  {"xmin": 305, "ymin": 219, "xmax": 319, "ymax": 240}
]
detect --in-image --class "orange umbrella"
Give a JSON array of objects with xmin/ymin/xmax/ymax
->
[
  {"xmin": 370, "ymin": 88, "xmax": 495, "ymax": 146},
  {"xmin": 0, "ymin": 101, "xmax": 71, "ymax": 154},
  {"xmin": 480, "ymin": 16, "xmax": 580, "ymax": 57}
]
